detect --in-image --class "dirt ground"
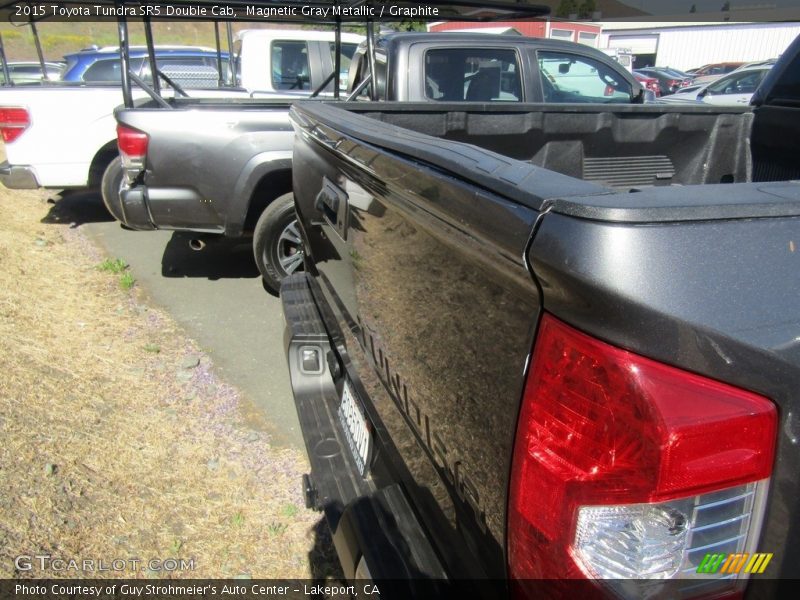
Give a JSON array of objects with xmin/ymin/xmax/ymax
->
[{"xmin": 0, "ymin": 185, "xmax": 339, "ymax": 579}]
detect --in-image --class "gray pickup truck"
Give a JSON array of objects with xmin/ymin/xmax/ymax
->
[
  {"xmin": 281, "ymin": 31, "xmax": 800, "ymax": 598},
  {"xmin": 108, "ymin": 32, "xmax": 641, "ymax": 293}
]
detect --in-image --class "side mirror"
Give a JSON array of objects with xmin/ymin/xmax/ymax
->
[
  {"xmin": 632, "ymin": 85, "xmax": 646, "ymax": 104},
  {"xmin": 697, "ymin": 88, "xmax": 708, "ymax": 99}
]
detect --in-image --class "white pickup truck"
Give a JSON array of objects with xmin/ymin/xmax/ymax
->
[{"xmin": 0, "ymin": 29, "xmax": 361, "ymax": 193}]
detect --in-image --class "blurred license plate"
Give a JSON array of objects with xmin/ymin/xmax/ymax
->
[{"xmin": 338, "ymin": 380, "xmax": 371, "ymax": 476}]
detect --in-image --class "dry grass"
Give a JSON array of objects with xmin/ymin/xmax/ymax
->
[{"xmin": 0, "ymin": 186, "xmax": 338, "ymax": 579}]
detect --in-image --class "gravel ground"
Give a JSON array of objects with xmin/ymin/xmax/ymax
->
[{"xmin": 0, "ymin": 185, "xmax": 340, "ymax": 580}]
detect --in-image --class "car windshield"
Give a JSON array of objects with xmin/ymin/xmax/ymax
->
[
  {"xmin": 81, "ymin": 58, "xmax": 132, "ymax": 82},
  {"xmin": 707, "ymin": 69, "xmax": 768, "ymax": 95},
  {"xmin": 660, "ymin": 68, "xmax": 689, "ymax": 78}
]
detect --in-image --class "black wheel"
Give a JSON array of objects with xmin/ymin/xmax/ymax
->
[
  {"xmin": 253, "ymin": 192, "xmax": 304, "ymax": 294},
  {"xmin": 100, "ymin": 156, "xmax": 125, "ymax": 222}
]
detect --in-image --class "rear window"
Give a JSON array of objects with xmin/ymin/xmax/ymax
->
[
  {"xmin": 271, "ymin": 40, "xmax": 310, "ymax": 90},
  {"xmin": 424, "ymin": 47, "xmax": 521, "ymax": 102},
  {"xmin": 82, "ymin": 58, "xmax": 122, "ymax": 81},
  {"xmin": 12, "ymin": 65, "xmax": 46, "ymax": 75}
]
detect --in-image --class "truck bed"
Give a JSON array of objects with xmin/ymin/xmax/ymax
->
[
  {"xmin": 115, "ymin": 98, "xmax": 300, "ymax": 234},
  {"xmin": 302, "ymin": 102, "xmax": 755, "ymax": 203}
]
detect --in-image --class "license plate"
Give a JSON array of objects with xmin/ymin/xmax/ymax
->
[{"xmin": 338, "ymin": 380, "xmax": 372, "ymax": 477}]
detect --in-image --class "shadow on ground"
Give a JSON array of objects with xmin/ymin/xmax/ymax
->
[
  {"xmin": 309, "ymin": 517, "xmax": 347, "ymax": 586},
  {"xmin": 40, "ymin": 189, "xmax": 115, "ymax": 227},
  {"xmin": 38, "ymin": 190, "xmax": 259, "ymax": 280},
  {"xmin": 161, "ymin": 231, "xmax": 260, "ymax": 280}
]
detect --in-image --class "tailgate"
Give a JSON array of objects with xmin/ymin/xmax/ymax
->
[{"xmin": 289, "ymin": 102, "xmax": 544, "ymax": 579}]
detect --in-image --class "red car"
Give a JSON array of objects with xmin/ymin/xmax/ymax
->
[{"xmin": 633, "ymin": 71, "xmax": 661, "ymax": 96}]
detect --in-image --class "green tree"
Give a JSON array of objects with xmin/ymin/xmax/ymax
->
[
  {"xmin": 556, "ymin": 0, "xmax": 579, "ymax": 18},
  {"xmin": 578, "ymin": 0, "xmax": 597, "ymax": 18},
  {"xmin": 393, "ymin": 20, "xmax": 427, "ymax": 32}
]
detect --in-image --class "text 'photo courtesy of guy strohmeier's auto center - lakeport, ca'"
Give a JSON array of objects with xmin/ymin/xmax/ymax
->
[{"xmin": 1, "ymin": 0, "xmax": 800, "ymax": 599}]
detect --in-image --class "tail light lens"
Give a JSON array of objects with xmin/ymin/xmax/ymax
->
[
  {"xmin": 509, "ymin": 314, "xmax": 776, "ymax": 596},
  {"xmin": 0, "ymin": 107, "xmax": 30, "ymax": 143},
  {"xmin": 117, "ymin": 123, "xmax": 148, "ymax": 159},
  {"xmin": 116, "ymin": 124, "xmax": 148, "ymax": 183}
]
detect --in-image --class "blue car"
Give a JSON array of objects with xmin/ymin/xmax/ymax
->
[{"xmin": 62, "ymin": 46, "xmax": 231, "ymax": 87}]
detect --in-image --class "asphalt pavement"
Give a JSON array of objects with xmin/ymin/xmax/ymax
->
[{"xmin": 44, "ymin": 188, "xmax": 304, "ymax": 449}]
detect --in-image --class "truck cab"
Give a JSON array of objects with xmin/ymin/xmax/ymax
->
[{"xmin": 345, "ymin": 32, "xmax": 643, "ymax": 103}]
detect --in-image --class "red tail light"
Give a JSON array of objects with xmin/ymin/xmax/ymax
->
[
  {"xmin": 116, "ymin": 124, "xmax": 148, "ymax": 159},
  {"xmin": 0, "ymin": 107, "xmax": 30, "ymax": 143},
  {"xmin": 508, "ymin": 314, "xmax": 776, "ymax": 589}
]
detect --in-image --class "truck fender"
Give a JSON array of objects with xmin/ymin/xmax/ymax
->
[{"xmin": 226, "ymin": 151, "xmax": 293, "ymax": 237}]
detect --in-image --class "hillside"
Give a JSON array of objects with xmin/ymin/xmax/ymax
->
[{"xmin": 0, "ymin": 21, "xmax": 344, "ymax": 61}]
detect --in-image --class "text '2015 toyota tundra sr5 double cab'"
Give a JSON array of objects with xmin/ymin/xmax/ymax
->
[
  {"xmin": 109, "ymin": 32, "xmax": 641, "ymax": 293},
  {"xmin": 281, "ymin": 28, "xmax": 800, "ymax": 600}
]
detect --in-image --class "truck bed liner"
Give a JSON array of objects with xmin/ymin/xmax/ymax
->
[{"xmin": 289, "ymin": 101, "xmax": 800, "ymax": 223}]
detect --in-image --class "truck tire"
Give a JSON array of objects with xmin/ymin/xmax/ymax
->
[
  {"xmin": 253, "ymin": 192, "xmax": 304, "ymax": 294},
  {"xmin": 100, "ymin": 157, "xmax": 125, "ymax": 222}
]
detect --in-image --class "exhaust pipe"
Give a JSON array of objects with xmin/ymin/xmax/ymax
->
[{"xmin": 188, "ymin": 238, "xmax": 206, "ymax": 252}]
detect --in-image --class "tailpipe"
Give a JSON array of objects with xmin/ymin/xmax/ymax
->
[{"xmin": 188, "ymin": 238, "xmax": 206, "ymax": 252}]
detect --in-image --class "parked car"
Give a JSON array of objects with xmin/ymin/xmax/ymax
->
[
  {"xmin": 636, "ymin": 67, "xmax": 692, "ymax": 95},
  {"xmin": 662, "ymin": 81, "xmax": 704, "ymax": 97},
  {"xmin": 0, "ymin": 61, "xmax": 63, "ymax": 84},
  {"xmin": 633, "ymin": 70, "xmax": 660, "ymax": 96},
  {"xmin": 107, "ymin": 32, "xmax": 641, "ymax": 292},
  {"xmin": 664, "ymin": 65, "xmax": 772, "ymax": 105},
  {"xmin": 62, "ymin": 45, "xmax": 230, "ymax": 87},
  {"xmin": 688, "ymin": 61, "xmax": 745, "ymax": 85},
  {"xmin": 281, "ymin": 29, "xmax": 800, "ymax": 596},
  {"xmin": 640, "ymin": 66, "xmax": 694, "ymax": 83},
  {"xmin": 600, "ymin": 47, "xmax": 633, "ymax": 73},
  {"xmin": 730, "ymin": 58, "xmax": 778, "ymax": 73}
]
